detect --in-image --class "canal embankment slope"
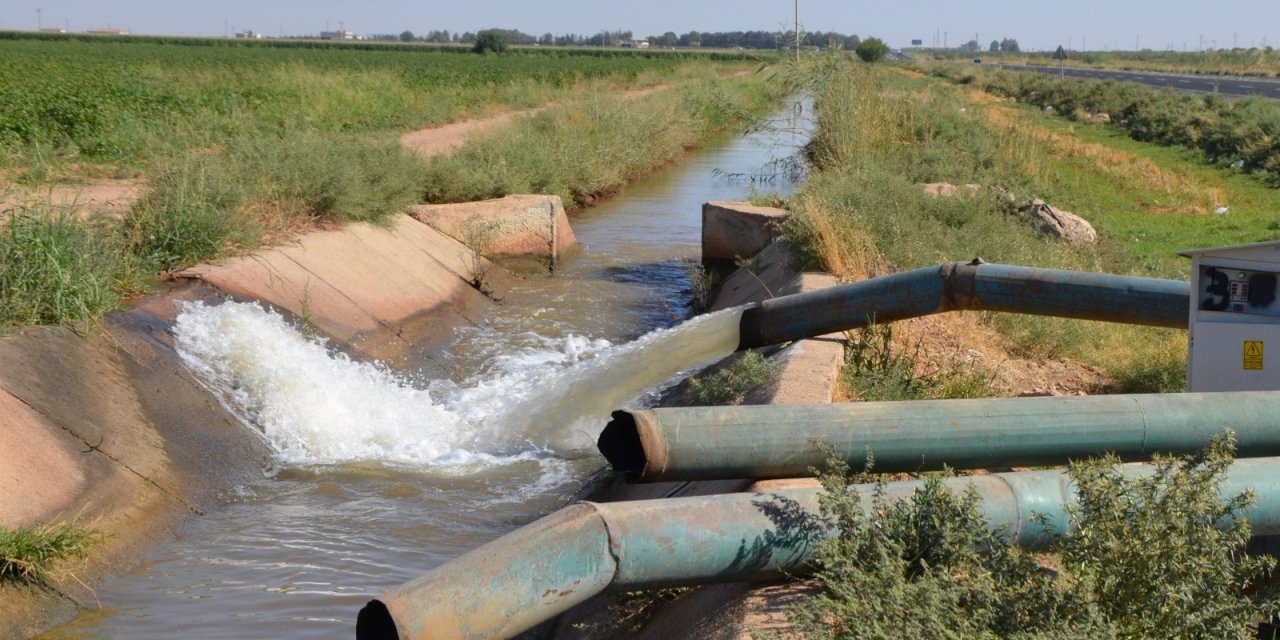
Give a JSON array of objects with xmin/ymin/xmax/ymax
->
[{"xmin": 0, "ymin": 196, "xmax": 570, "ymax": 639}]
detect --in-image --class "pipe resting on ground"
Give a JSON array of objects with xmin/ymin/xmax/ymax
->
[
  {"xmin": 598, "ymin": 391, "xmax": 1280, "ymax": 482},
  {"xmin": 357, "ymin": 457, "xmax": 1280, "ymax": 640}
]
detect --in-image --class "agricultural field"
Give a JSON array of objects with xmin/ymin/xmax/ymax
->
[
  {"xmin": 0, "ymin": 34, "xmax": 760, "ymax": 174},
  {"xmin": 0, "ymin": 34, "xmax": 780, "ymax": 330}
]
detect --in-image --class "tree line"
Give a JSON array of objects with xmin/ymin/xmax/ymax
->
[{"xmin": 388, "ymin": 28, "xmax": 865, "ymax": 51}]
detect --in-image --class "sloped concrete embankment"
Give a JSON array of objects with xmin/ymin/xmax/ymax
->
[
  {"xmin": 552, "ymin": 202, "xmax": 843, "ymax": 640},
  {"xmin": 0, "ymin": 196, "xmax": 572, "ymax": 639}
]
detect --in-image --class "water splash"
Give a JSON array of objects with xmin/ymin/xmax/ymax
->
[{"xmin": 172, "ymin": 300, "xmax": 744, "ymax": 470}]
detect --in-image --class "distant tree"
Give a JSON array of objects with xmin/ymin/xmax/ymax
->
[
  {"xmin": 400, "ymin": 30, "xmax": 415, "ymax": 42},
  {"xmin": 679, "ymin": 31, "xmax": 701, "ymax": 47},
  {"xmin": 964, "ymin": 39, "xmax": 981, "ymax": 52},
  {"xmin": 540, "ymin": 32, "xmax": 553, "ymax": 45},
  {"xmin": 855, "ymin": 37, "xmax": 890, "ymax": 62},
  {"xmin": 990, "ymin": 40, "xmax": 1000, "ymax": 52},
  {"xmin": 656, "ymin": 31, "xmax": 678, "ymax": 47},
  {"xmin": 473, "ymin": 29, "xmax": 506, "ymax": 53},
  {"xmin": 1000, "ymin": 37, "xmax": 1021, "ymax": 53}
]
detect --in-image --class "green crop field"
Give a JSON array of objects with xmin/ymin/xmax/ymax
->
[{"xmin": 0, "ymin": 34, "xmax": 761, "ymax": 170}]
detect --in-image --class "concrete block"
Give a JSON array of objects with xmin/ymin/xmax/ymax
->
[
  {"xmin": 702, "ymin": 201, "xmax": 788, "ymax": 263},
  {"xmin": 409, "ymin": 195, "xmax": 578, "ymax": 271}
]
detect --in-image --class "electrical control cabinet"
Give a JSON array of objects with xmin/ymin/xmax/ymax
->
[{"xmin": 1181, "ymin": 241, "xmax": 1280, "ymax": 392}]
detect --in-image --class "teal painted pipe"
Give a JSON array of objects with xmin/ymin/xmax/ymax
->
[
  {"xmin": 598, "ymin": 392, "xmax": 1280, "ymax": 482},
  {"xmin": 356, "ymin": 458, "xmax": 1280, "ymax": 640},
  {"xmin": 737, "ymin": 261, "xmax": 1189, "ymax": 349}
]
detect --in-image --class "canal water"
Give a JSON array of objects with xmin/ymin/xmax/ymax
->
[{"xmin": 39, "ymin": 100, "xmax": 810, "ymax": 640}]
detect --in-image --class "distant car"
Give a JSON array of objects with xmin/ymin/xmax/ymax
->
[{"xmin": 973, "ymin": 57, "xmax": 982, "ymax": 63}]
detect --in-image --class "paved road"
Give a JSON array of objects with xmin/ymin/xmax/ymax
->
[{"xmin": 996, "ymin": 64, "xmax": 1280, "ymax": 99}]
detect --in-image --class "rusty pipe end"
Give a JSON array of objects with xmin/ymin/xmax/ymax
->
[
  {"xmin": 598, "ymin": 410, "xmax": 668, "ymax": 482},
  {"xmin": 356, "ymin": 599, "xmax": 400, "ymax": 640}
]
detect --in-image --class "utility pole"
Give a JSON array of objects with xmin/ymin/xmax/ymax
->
[
  {"xmin": 794, "ymin": 0, "xmax": 800, "ymax": 62},
  {"xmin": 944, "ymin": 31, "xmax": 948, "ymax": 49},
  {"xmin": 36, "ymin": 8, "xmax": 41, "ymax": 30}
]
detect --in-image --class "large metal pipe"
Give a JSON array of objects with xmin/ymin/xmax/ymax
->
[
  {"xmin": 357, "ymin": 458, "xmax": 1280, "ymax": 640},
  {"xmin": 599, "ymin": 391, "xmax": 1280, "ymax": 482},
  {"xmin": 736, "ymin": 261, "xmax": 1189, "ymax": 350}
]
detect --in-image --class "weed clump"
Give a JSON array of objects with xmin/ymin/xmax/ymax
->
[
  {"xmin": 0, "ymin": 520, "xmax": 100, "ymax": 586},
  {"xmin": 0, "ymin": 207, "xmax": 125, "ymax": 330},
  {"xmin": 843, "ymin": 324, "xmax": 995, "ymax": 401},
  {"xmin": 684, "ymin": 350, "xmax": 779, "ymax": 405}
]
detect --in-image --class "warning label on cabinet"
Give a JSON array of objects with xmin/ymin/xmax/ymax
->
[{"xmin": 1244, "ymin": 341, "xmax": 1265, "ymax": 370}]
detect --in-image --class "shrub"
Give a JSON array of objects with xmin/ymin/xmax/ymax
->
[
  {"xmin": 1058, "ymin": 434, "xmax": 1280, "ymax": 638},
  {"xmin": 791, "ymin": 453, "xmax": 1108, "ymax": 639},
  {"xmin": 854, "ymin": 37, "xmax": 890, "ymax": 63},
  {"xmin": 790, "ymin": 435, "xmax": 1280, "ymax": 639}
]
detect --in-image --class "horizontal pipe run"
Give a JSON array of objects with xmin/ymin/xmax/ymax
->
[
  {"xmin": 736, "ymin": 261, "xmax": 1189, "ymax": 350},
  {"xmin": 357, "ymin": 458, "xmax": 1280, "ymax": 640},
  {"xmin": 599, "ymin": 391, "xmax": 1280, "ymax": 482}
]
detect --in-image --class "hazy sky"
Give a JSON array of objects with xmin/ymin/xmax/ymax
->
[{"xmin": 1, "ymin": 0, "xmax": 1277, "ymax": 52}]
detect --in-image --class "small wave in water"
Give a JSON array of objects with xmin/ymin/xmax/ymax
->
[{"xmin": 172, "ymin": 300, "xmax": 744, "ymax": 471}]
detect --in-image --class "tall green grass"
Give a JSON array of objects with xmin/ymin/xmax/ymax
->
[
  {"xmin": 125, "ymin": 134, "xmax": 424, "ymax": 271},
  {"xmin": 0, "ymin": 205, "xmax": 127, "ymax": 331},
  {"xmin": 0, "ymin": 520, "xmax": 99, "ymax": 585},
  {"xmin": 420, "ymin": 75, "xmax": 783, "ymax": 205}
]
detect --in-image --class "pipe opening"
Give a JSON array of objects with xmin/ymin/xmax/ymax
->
[
  {"xmin": 597, "ymin": 410, "xmax": 647, "ymax": 479},
  {"xmin": 356, "ymin": 600, "xmax": 399, "ymax": 640}
]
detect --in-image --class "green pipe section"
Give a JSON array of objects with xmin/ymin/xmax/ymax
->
[
  {"xmin": 598, "ymin": 392, "xmax": 1280, "ymax": 482},
  {"xmin": 357, "ymin": 458, "xmax": 1280, "ymax": 640}
]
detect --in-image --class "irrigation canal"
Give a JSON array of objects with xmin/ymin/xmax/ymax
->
[{"xmin": 38, "ymin": 99, "xmax": 812, "ymax": 639}]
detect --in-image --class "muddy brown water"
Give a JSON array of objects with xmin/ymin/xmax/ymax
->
[{"xmin": 38, "ymin": 100, "xmax": 811, "ymax": 640}]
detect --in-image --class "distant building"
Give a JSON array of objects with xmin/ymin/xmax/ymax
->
[
  {"xmin": 40, "ymin": 27, "xmax": 67, "ymax": 34},
  {"xmin": 320, "ymin": 29, "xmax": 360, "ymax": 41},
  {"xmin": 236, "ymin": 30, "xmax": 264, "ymax": 39},
  {"xmin": 87, "ymin": 28, "xmax": 129, "ymax": 35},
  {"xmin": 621, "ymin": 39, "xmax": 650, "ymax": 49}
]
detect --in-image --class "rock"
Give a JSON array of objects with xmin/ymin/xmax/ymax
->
[
  {"xmin": 1088, "ymin": 112, "xmax": 1112, "ymax": 124},
  {"xmin": 1214, "ymin": 206, "xmax": 1230, "ymax": 215},
  {"xmin": 1020, "ymin": 198, "xmax": 1098, "ymax": 246}
]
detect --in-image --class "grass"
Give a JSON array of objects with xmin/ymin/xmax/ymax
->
[
  {"xmin": 420, "ymin": 73, "xmax": 784, "ymax": 206},
  {"xmin": 0, "ymin": 520, "xmax": 99, "ymax": 586},
  {"xmin": 683, "ymin": 350, "xmax": 780, "ymax": 405},
  {"xmin": 842, "ymin": 324, "xmax": 996, "ymax": 401},
  {"xmin": 0, "ymin": 204, "xmax": 130, "ymax": 331},
  {"xmin": 783, "ymin": 60, "xmax": 1280, "ymax": 390}
]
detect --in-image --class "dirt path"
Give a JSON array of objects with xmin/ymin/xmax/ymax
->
[{"xmin": 0, "ymin": 179, "xmax": 146, "ymax": 219}]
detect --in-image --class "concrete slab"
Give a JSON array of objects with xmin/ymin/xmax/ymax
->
[
  {"xmin": 410, "ymin": 195, "xmax": 578, "ymax": 272},
  {"xmin": 702, "ymin": 201, "xmax": 788, "ymax": 264}
]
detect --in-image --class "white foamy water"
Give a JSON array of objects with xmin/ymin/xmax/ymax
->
[{"xmin": 172, "ymin": 300, "xmax": 744, "ymax": 470}]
